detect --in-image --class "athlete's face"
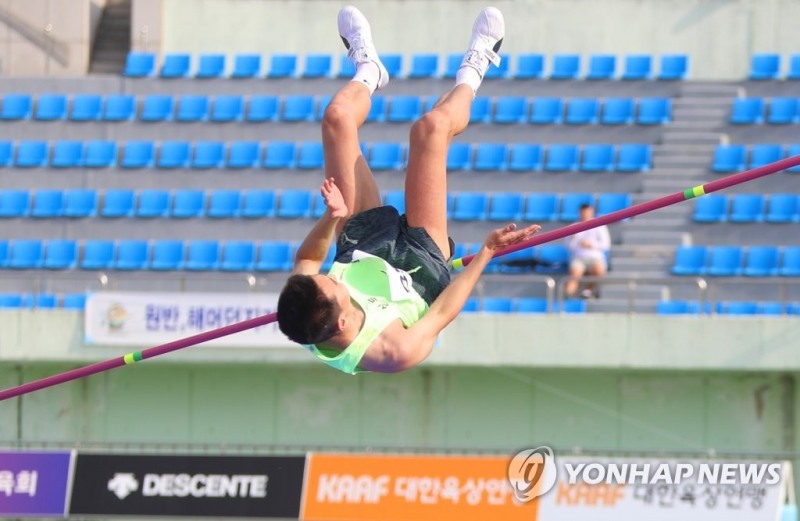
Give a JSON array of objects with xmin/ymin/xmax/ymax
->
[{"xmin": 312, "ymin": 274, "xmax": 350, "ymax": 316}]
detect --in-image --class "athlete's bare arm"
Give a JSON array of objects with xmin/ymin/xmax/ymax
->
[{"xmin": 291, "ymin": 178, "xmax": 348, "ymax": 276}]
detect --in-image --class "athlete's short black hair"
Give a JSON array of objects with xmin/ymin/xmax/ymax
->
[{"xmin": 277, "ymin": 274, "xmax": 338, "ymax": 344}]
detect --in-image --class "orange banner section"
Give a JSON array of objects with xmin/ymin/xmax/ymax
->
[{"xmin": 301, "ymin": 453, "xmax": 539, "ymax": 521}]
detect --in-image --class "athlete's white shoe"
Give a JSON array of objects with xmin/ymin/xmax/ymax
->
[
  {"xmin": 337, "ymin": 6, "xmax": 389, "ymax": 90},
  {"xmin": 459, "ymin": 7, "xmax": 505, "ymax": 81}
]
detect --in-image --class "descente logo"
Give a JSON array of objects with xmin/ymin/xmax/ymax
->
[{"xmin": 106, "ymin": 473, "xmax": 269, "ymax": 499}]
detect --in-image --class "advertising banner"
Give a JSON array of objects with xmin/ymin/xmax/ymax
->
[{"xmin": 0, "ymin": 450, "xmax": 74, "ymax": 518}]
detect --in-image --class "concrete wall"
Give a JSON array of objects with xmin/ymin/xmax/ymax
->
[{"xmin": 131, "ymin": 0, "xmax": 161, "ymax": 52}]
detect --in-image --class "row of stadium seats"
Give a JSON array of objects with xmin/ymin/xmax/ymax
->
[
  {"xmin": 123, "ymin": 51, "xmax": 690, "ymax": 81},
  {"xmin": 0, "ymin": 189, "xmax": 631, "ymax": 222},
  {"xmin": 747, "ymin": 53, "xmax": 800, "ymax": 80},
  {"xmin": 729, "ymin": 97, "xmax": 800, "ymax": 125},
  {"xmin": 0, "ymin": 140, "xmax": 654, "ymax": 172},
  {"xmin": 657, "ymin": 300, "xmax": 800, "ymax": 316},
  {"xmin": 0, "ymin": 93, "xmax": 673, "ymax": 126},
  {"xmin": 712, "ymin": 144, "xmax": 800, "ymax": 172},
  {"xmin": 0, "ymin": 293, "xmax": 87, "ymax": 310},
  {"xmin": 693, "ymin": 193, "xmax": 800, "ymax": 223},
  {"xmin": 671, "ymin": 245, "xmax": 800, "ymax": 277}
]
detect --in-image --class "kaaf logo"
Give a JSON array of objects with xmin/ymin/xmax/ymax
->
[
  {"xmin": 107, "ymin": 473, "xmax": 139, "ymax": 500},
  {"xmin": 507, "ymin": 446, "xmax": 558, "ymax": 502}
]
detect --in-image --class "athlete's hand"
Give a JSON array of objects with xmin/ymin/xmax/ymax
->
[
  {"xmin": 321, "ymin": 178, "xmax": 348, "ymax": 219},
  {"xmin": 483, "ymin": 223, "xmax": 541, "ymax": 252}
]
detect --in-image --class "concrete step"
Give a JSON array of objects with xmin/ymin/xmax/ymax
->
[
  {"xmin": 649, "ymin": 166, "xmax": 714, "ymax": 177},
  {"xmin": 642, "ymin": 178, "xmax": 705, "ymax": 192},
  {"xmin": 602, "ymin": 283, "xmax": 670, "ymax": 299},
  {"xmin": 623, "ymin": 218, "xmax": 693, "ymax": 232},
  {"xmin": 678, "ymin": 83, "xmax": 744, "ymax": 97},
  {"xmin": 673, "ymin": 97, "xmax": 736, "ymax": 108},
  {"xmin": 622, "ymin": 229, "xmax": 691, "ymax": 245},
  {"xmin": 584, "ymin": 298, "xmax": 659, "ymax": 314},
  {"xmin": 611, "ymin": 244, "xmax": 676, "ymax": 260},
  {"xmin": 661, "ymin": 132, "xmax": 723, "ymax": 145},
  {"xmin": 653, "ymin": 143, "xmax": 718, "ymax": 155},
  {"xmin": 610, "ymin": 257, "xmax": 673, "ymax": 271},
  {"xmin": 653, "ymin": 156, "xmax": 713, "ymax": 168},
  {"xmin": 662, "ymin": 120, "xmax": 723, "ymax": 131},
  {"xmin": 672, "ymin": 107, "xmax": 730, "ymax": 120}
]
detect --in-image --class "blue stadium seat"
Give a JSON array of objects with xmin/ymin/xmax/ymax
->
[
  {"xmin": 337, "ymin": 54, "xmax": 356, "ymax": 79},
  {"xmin": 711, "ymin": 144, "xmax": 746, "ymax": 172},
  {"xmin": 757, "ymin": 302, "xmax": 784, "ymax": 315},
  {"xmin": 586, "ymin": 54, "xmax": 616, "ymax": 80},
  {"xmin": 443, "ymin": 53, "xmax": 462, "ymax": 79},
  {"xmin": 369, "ymin": 142, "xmax": 404, "ymax": 170},
  {"xmin": 263, "ymin": 141, "xmax": 297, "ymax": 169},
  {"xmin": 221, "ymin": 241, "xmax": 255, "ymax": 271},
  {"xmin": 311, "ymin": 192, "xmax": 327, "ymax": 219},
  {"xmin": 779, "ymin": 247, "xmax": 800, "ymax": 276},
  {"xmin": 51, "ymin": 141, "xmax": 83, "ymax": 168},
  {"xmin": 63, "ymin": 293, "xmax": 87, "ymax": 310},
  {"xmin": 101, "ymin": 189, "xmax": 135, "ymax": 218},
  {"xmin": 172, "ymin": 189, "xmax": 205, "ymax": 218},
  {"xmin": 159, "ymin": 53, "xmax": 191, "ymax": 78},
  {"xmin": 550, "ymin": 54, "xmax": 580, "ymax": 79},
  {"xmin": 80, "ymin": 240, "xmax": 115, "ymax": 270},
  {"xmin": 297, "ymin": 142, "xmax": 324, "ymax": 169},
  {"xmin": 102, "ymin": 94, "xmax": 135, "ymax": 121},
  {"xmin": 123, "ymin": 52, "xmax": 155, "ymax": 77},
  {"xmin": 558, "ymin": 299, "xmax": 587, "ymax": 314},
  {"xmin": 0, "ymin": 294, "xmax": 22, "ymax": 308},
  {"xmin": 256, "ymin": 241, "xmax": 293, "ymax": 271},
  {"xmin": 408, "ymin": 53, "xmax": 439, "ymax": 78},
  {"xmin": 366, "ymin": 96, "xmax": 386, "ymax": 122},
  {"xmin": 671, "ymin": 246, "xmax": 708, "ymax": 275},
  {"xmin": 789, "ymin": 55, "xmax": 800, "ymax": 80},
  {"xmin": 192, "ymin": 141, "xmax": 224, "ymax": 169},
  {"xmin": 31, "ymin": 190, "xmax": 63, "ymax": 218},
  {"xmin": 717, "ymin": 301, "xmax": 758, "ymax": 315},
  {"xmin": 175, "ymin": 95, "xmax": 209, "ymax": 122},
  {"xmin": 483, "ymin": 53, "xmax": 510, "ymax": 79},
  {"xmin": 517, "ymin": 297, "xmax": 548, "ymax": 313},
  {"xmin": 559, "ymin": 193, "xmax": 594, "ymax": 221},
  {"xmin": 534, "ymin": 244, "xmax": 570, "ymax": 273},
  {"xmin": 637, "ymin": 98, "xmax": 672, "ymax": 125},
  {"xmin": 184, "ymin": 241, "xmax": 220, "ymax": 271},
  {"xmin": 488, "ymin": 192, "xmax": 523, "ymax": 221},
  {"xmin": 114, "ymin": 240, "xmax": 149, "ymax": 270},
  {"xmin": 43, "ymin": 240, "xmax": 77, "ymax": 269},
  {"xmin": 788, "ymin": 144, "xmax": 800, "ymax": 173},
  {"xmin": 315, "ymin": 95, "xmax": 332, "ymax": 121},
  {"xmin": 231, "ymin": 53, "xmax": 262, "ymax": 78},
  {"xmin": 281, "ymin": 95, "xmax": 315, "ymax": 121},
  {"xmin": 268, "ymin": 54, "xmax": 297, "ymax": 78},
  {"xmin": 35, "ymin": 94, "xmax": 67, "ymax": 121},
  {"xmin": 514, "ymin": 53, "xmax": 544, "ymax": 79},
  {"xmin": 379, "ymin": 54, "xmax": 403, "ymax": 78},
  {"xmin": 321, "ymin": 245, "xmax": 337, "ymax": 271},
  {"xmin": 658, "ymin": 54, "xmax": 689, "ymax": 80},
  {"xmin": 150, "ymin": 240, "xmax": 184, "ymax": 270},
  {"xmin": 208, "ymin": 190, "xmax": 241, "ymax": 218},
  {"xmin": 508, "ymin": 143, "xmax": 542, "ymax": 172},
  {"xmin": 729, "ymin": 193, "xmax": 765, "ymax": 222},
  {"xmin": 136, "ymin": 189, "xmax": 170, "ymax": 218},
  {"xmin": 0, "ymin": 240, "xmax": 7, "ymax": 268},
  {"xmin": 524, "ymin": 193, "xmax": 559, "ymax": 221},
  {"xmin": 580, "ymin": 144, "xmax": 614, "ymax": 172},
  {"xmin": 565, "ymin": 98, "xmax": 599, "ymax": 125},
  {"xmin": 1, "ymin": 94, "xmax": 32, "ymax": 120},
  {"xmin": 493, "ymin": 96, "xmax": 527, "ymax": 124},
  {"xmin": 749, "ymin": 144, "xmax": 783, "ymax": 169},
  {"xmin": 278, "ymin": 189, "xmax": 312, "ymax": 218},
  {"xmin": 452, "ymin": 192, "xmax": 488, "ymax": 221},
  {"xmin": 158, "ymin": 141, "xmax": 190, "ymax": 169},
  {"xmin": 246, "ymin": 95, "xmax": 279, "ymax": 122},
  {"xmin": 461, "ymin": 297, "xmax": 479, "ymax": 313},
  {"xmin": 706, "ymin": 246, "xmax": 743, "ymax": 276},
  {"xmin": 228, "ymin": 141, "xmax": 260, "ymax": 169},
  {"xmin": 69, "ymin": 94, "xmax": 102, "ymax": 121},
  {"xmin": 601, "ymin": 98, "xmax": 634, "ymax": 125},
  {"xmin": 473, "ymin": 143, "xmax": 507, "ymax": 171},
  {"xmin": 530, "ymin": 97, "xmax": 563, "ymax": 124},
  {"xmin": 8, "ymin": 240, "xmax": 43, "ymax": 269},
  {"xmin": 482, "ymin": 297, "xmax": 514, "ymax": 313},
  {"xmin": 196, "ymin": 53, "xmax": 225, "ymax": 78},
  {"xmin": 388, "ymin": 96, "xmax": 422, "ymax": 123},
  {"xmin": 301, "ymin": 53, "xmax": 332, "ymax": 78},
  {"xmin": 383, "ymin": 191, "xmax": 406, "ymax": 214},
  {"xmin": 0, "ymin": 189, "xmax": 29, "ymax": 217},
  {"xmin": 22, "ymin": 293, "xmax": 57, "ymax": 308},
  {"xmin": 730, "ymin": 98, "xmax": 765, "ymax": 124},
  {"xmin": 63, "ymin": 189, "xmax": 97, "ymax": 218},
  {"xmin": 469, "ymin": 96, "xmax": 492, "ymax": 124},
  {"xmin": 749, "ymin": 53, "xmax": 780, "ymax": 80},
  {"xmin": 743, "ymin": 246, "xmax": 779, "ymax": 276},
  {"xmin": 693, "ymin": 194, "xmax": 728, "ymax": 223},
  {"xmin": 84, "ymin": 140, "xmax": 117, "ymax": 168},
  {"xmin": 596, "ymin": 193, "xmax": 631, "ymax": 216},
  {"xmin": 446, "ymin": 143, "xmax": 472, "ymax": 171},
  {"xmin": 766, "ymin": 193, "xmax": 799, "ymax": 223},
  {"xmin": 210, "ymin": 95, "xmax": 243, "ymax": 122},
  {"xmin": 616, "ymin": 144, "xmax": 651, "ymax": 172},
  {"xmin": 544, "ymin": 144, "xmax": 578, "ymax": 171},
  {"xmin": 766, "ymin": 97, "xmax": 798, "ymax": 124},
  {"xmin": 656, "ymin": 301, "xmax": 700, "ymax": 315},
  {"xmin": 0, "ymin": 141, "xmax": 11, "ymax": 166},
  {"xmin": 15, "ymin": 141, "xmax": 48, "ymax": 168},
  {"xmin": 241, "ymin": 190, "xmax": 276, "ymax": 218},
  {"xmin": 621, "ymin": 54, "xmax": 652, "ymax": 80},
  {"xmin": 140, "ymin": 95, "xmax": 174, "ymax": 122}
]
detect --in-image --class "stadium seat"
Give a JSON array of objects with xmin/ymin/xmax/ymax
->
[
  {"xmin": 196, "ymin": 53, "xmax": 225, "ymax": 78},
  {"xmin": 484, "ymin": 53, "xmax": 510, "ymax": 79},
  {"xmin": 514, "ymin": 53, "xmax": 544, "ymax": 79},
  {"xmin": 0, "ymin": 141, "xmax": 11, "ymax": 167},
  {"xmin": 717, "ymin": 301, "xmax": 758, "ymax": 315},
  {"xmin": 241, "ymin": 190, "xmax": 276, "ymax": 218},
  {"xmin": 8, "ymin": 240, "xmax": 43, "ymax": 269},
  {"xmin": 730, "ymin": 97, "xmax": 765, "ymax": 124},
  {"xmin": 586, "ymin": 54, "xmax": 616, "ymax": 80},
  {"xmin": 766, "ymin": 97, "xmax": 798, "ymax": 124},
  {"xmin": 31, "ymin": 190, "xmax": 63, "ymax": 218},
  {"xmin": 246, "ymin": 95, "xmax": 279, "ymax": 122},
  {"xmin": 366, "ymin": 96, "xmax": 386, "ymax": 122},
  {"xmin": 221, "ymin": 241, "xmax": 256, "ymax": 271},
  {"xmin": 469, "ymin": 96, "xmax": 491, "ymax": 124},
  {"xmin": 150, "ymin": 240, "xmax": 184, "ymax": 270},
  {"xmin": 616, "ymin": 144, "xmax": 651, "ymax": 172},
  {"xmin": 175, "ymin": 95, "xmax": 209, "ymax": 122},
  {"xmin": 301, "ymin": 53, "xmax": 332, "ymax": 78},
  {"xmin": 0, "ymin": 294, "xmax": 22, "ymax": 308},
  {"xmin": 749, "ymin": 53, "xmax": 780, "ymax": 80},
  {"xmin": 379, "ymin": 54, "xmax": 403, "ymax": 78},
  {"xmin": 565, "ymin": 98, "xmax": 599, "ymax": 125},
  {"xmin": 596, "ymin": 193, "xmax": 631, "ymax": 216},
  {"xmin": 114, "ymin": 240, "xmax": 149, "ymax": 270},
  {"xmin": 558, "ymin": 300, "xmax": 587, "ymax": 314},
  {"xmin": 693, "ymin": 194, "xmax": 728, "ymax": 222},
  {"xmin": 43, "ymin": 240, "xmax": 77, "ymax": 269},
  {"xmin": 337, "ymin": 54, "xmax": 356, "ymax": 79},
  {"xmin": 50, "ymin": 141, "xmax": 83, "ymax": 168},
  {"xmin": 84, "ymin": 140, "xmax": 117, "ymax": 168},
  {"xmin": 311, "ymin": 192, "xmax": 327, "ymax": 219},
  {"xmin": 706, "ymin": 246, "xmax": 743, "ymax": 276},
  {"xmin": 408, "ymin": 53, "xmax": 438, "ymax": 78},
  {"xmin": 535, "ymin": 244, "xmax": 570, "ymax": 273},
  {"xmin": 63, "ymin": 189, "xmax": 97, "ymax": 218},
  {"xmin": 461, "ymin": 297, "xmax": 479, "ymax": 313},
  {"xmin": 729, "ymin": 193, "xmax": 765, "ymax": 222},
  {"xmin": 69, "ymin": 94, "xmax": 102, "ymax": 121},
  {"xmin": 24, "ymin": 293, "xmax": 57, "ymax": 308},
  {"xmin": 297, "ymin": 142, "xmax": 324, "ymax": 169},
  {"xmin": 580, "ymin": 144, "xmax": 614, "ymax": 172},
  {"xmin": 369, "ymin": 142, "xmax": 404, "ymax": 170},
  {"xmin": 228, "ymin": 141, "xmax": 260, "ymax": 169},
  {"xmin": 559, "ymin": 193, "xmax": 594, "ymax": 221},
  {"xmin": 124, "ymin": 52, "xmax": 155, "ymax": 77},
  {"xmin": 671, "ymin": 246, "xmax": 708, "ymax": 275},
  {"xmin": 136, "ymin": 190, "xmax": 170, "ymax": 218},
  {"xmin": 488, "ymin": 192, "xmax": 524, "ymax": 221},
  {"xmin": 743, "ymin": 246, "xmax": 779, "ymax": 276},
  {"xmin": 172, "ymin": 189, "xmax": 205, "ymax": 218},
  {"xmin": 529, "ymin": 97, "xmax": 563, "ymax": 124},
  {"xmin": 383, "ymin": 191, "xmax": 406, "ymax": 214},
  {"xmin": 0, "ymin": 190, "xmax": 30, "ymax": 217},
  {"xmin": 550, "ymin": 54, "xmax": 580, "ymax": 79},
  {"xmin": 621, "ymin": 54, "xmax": 652, "ymax": 80},
  {"xmin": 757, "ymin": 302, "xmax": 784, "ymax": 315},
  {"xmin": 601, "ymin": 98, "xmax": 634, "ymax": 125},
  {"xmin": 508, "ymin": 143, "xmax": 542, "ymax": 172},
  {"xmin": 517, "ymin": 298, "xmax": 549, "ymax": 313},
  {"xmin": 80, "ymin": 240, "xmax": 115, "ymax": 270},
  {"xmin": 493, "ymin": 96, "xmax": 527, "ymax": 124},
  {"xmin": 159, "ymin": 53, "xmax": 191, "ymax": 78},
  {"xmin": 231, "ymin": 53, "xmax": 262, "ymax": 78},
  {"xmin": 15, "ymin": 141, "xmax": 48, "ymax": 168},
  {"xmin": 256, "ymin": 241, "xmax": 293, "ymax": 271},
  {"xmin": 658, "ymin": 54, "xmax": 689, "ymax": 80},
  {"xmin": 0, "ymin": 240, "xmax": 7, "ymax": 268},
  {"xmin": 140, "ymin": 95, "xmax": 174, "ymax": 122},
  {"xmin": 388, "ymin": 96, "xmax": 423, "ymax": 122},
  {"xmin": 452, "ymin": 192, "xmax": 488, "ymax": 220},
  {"xmin": 711, "ymin": 144, "xmax": 746, "ymax": 172},
  {"xmin": 481, "ymin": 297, "xmax": 514, "ymax": 313},
  {"xmin": 524, "ymin": 193, "xmax": 559, "ymax": 221},
  {"xmin": 315, "ymin": 95, "xmax": 332, "ymax": 121},
  {"xmin": 278, "ymin": 189, "xmax": 312, "ymax": 218},
  {"xmin": 102, "ymin": 94, "xmax": 135, "ymax": 121},
  {"xmin": 544, "ymin": 144, "xmax": 579, "ymax": 171},
  {"xmin": 446, "ymin": 143, "xmax": 472, "ymax": 171},
  {"xmin": 443, "ymin": 53, "xmax": 462, "ymax": 79},
  {"xmin": 788, "ymin": 144, "xmax": 800, "ymax": 172},
  {"xmin": 281, "ymin": 95, "xmax": 315, "ymax": 121},
  {"xmin": 779, "ymin": 247, "xmax": 800, "ymax": 276},
  {"xmin": 192, "ymin": 141, "xmax": 224, "ymax": 169},
  {"xmin": 473, "ymin": 143, "xmax": 507, "ymax": 171},
  {"xmin": 101, "ymin": 189, "xmax": 135, "ymax": 218},
  {"xmin": 789, "ymin": 55, "xmax": 800, "ymax": 80},
  {"xmin": 263, "ymin": 141, "xmax": 296, "ymax": 169},
  {"xmin": 1, "ymin": 94, "xmax": 32, "ymax": 120},
  {"xmin": 637, "ymin": 98, "xmax": 672, "ymax": 125},
  {"xmin": 749, "ymin": 144, "xmax": 783, "ymax": 169},
  {"xmin": 208, "ymin": 190, "xmax": 241, "ymax": 218},
  {"xmin": 766, "ymin": 193, "xmax": 799, "ymax": 223},
  {"xmin": 184, "ymin": 241, "xmax": 220, "ymax": 271},
  {"xmin": 210, "ymin": 95, "xmax": 244, "ymax": 122},
  {"xmin": 157, "ymin": 141, "xmax": 191, "ymax": 169},
  {"xmin": 63, "ymin": 293, "xmax": 87, "ymax": 310},
  {"xmin": 656, "ymin": 300, "xmax": 700, "ymax": 315}
]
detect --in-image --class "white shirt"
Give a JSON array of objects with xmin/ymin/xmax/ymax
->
[{"xmin": 566, "ymin": 226, "xmax": 610, "ymax": 261}]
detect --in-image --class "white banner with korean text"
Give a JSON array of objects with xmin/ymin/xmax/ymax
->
[{"xmin": 84, "ymin": 291, "xmax": 294, "ymax": 347}]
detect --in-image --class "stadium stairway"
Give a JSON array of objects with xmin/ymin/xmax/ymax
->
[{"xmin": 89, "ymin": 0, "xmax": 132, "ymax": 75}]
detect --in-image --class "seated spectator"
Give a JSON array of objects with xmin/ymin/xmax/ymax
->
[{"xmin": 565, "ymin": 204, "xmax": 610, "ymax": 298}]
